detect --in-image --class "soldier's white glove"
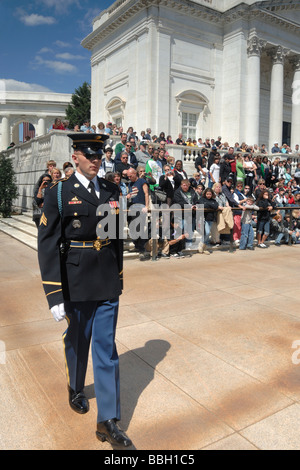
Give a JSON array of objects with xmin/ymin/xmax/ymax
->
[{"xmin": 51, "ymin": 303, "xmax": 66, "ymax": 322}]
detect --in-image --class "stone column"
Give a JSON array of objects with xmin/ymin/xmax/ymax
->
[
  {"xmin": 246, "ymin": 36, "xmax": 266, "ymax": 146},
  {"xmin": 291, "ymin": 57, "xmax": 300, "ymax": 151},
  {"xmin": 268, "ymin": 45, "xmax": 289, "ymax": 150},
  {"xmin": 0, "ymin": 116, "xmax": 10, "ymax": 151},
  {"xmin": 37, "ymin": 117, "xmax": 46, "ymax": 136}
]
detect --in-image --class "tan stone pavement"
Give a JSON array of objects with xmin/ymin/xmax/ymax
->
[{"xmin": 0, "ymin": 231, "xmax": 300, "ymax": 450}]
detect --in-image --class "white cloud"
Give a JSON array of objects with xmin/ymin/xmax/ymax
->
[
  {"xmin": 0, "ymin": 79, "xmax": 53, "ymax": 93},
  {"xmin": 54, "ymin": 40, "xmax": 72, "ymax": 48},
  {"xmin": 34, "ymin": 56, "xmax": 78, "ymax": 74},
  {"xmin": 37, "ymin": 47, "xmax": 53, "ymax": 54},
  {"xmin": 38, "ymin": 0, "xmax": 80, "ymax": 13},
  {"xmin": 55, "ymin": 53, "xmax": 86, "ymax": 60},
  {"xmin": 19, "ymin": 13, "xmax": 56, "ymax": 26}
]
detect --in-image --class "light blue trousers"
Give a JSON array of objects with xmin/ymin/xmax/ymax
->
[{"xmin": 63, "ymin": 298, "xmax": 120, "ymax": 423}]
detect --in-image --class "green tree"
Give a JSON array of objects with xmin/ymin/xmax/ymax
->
[
  {"xmin": 0, "ymin": 154, "xmax": 18, "ymax": 217},
  {"xmin": 65, "ymin": 82, "xmax": 91, "ymax": 129}
]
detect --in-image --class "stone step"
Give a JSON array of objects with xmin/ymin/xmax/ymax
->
[
  {"xmin": 11, "ymin": 213, "xmax": 36, "ymax": 227},
  {"xmin": 0, "ymin": 215, "xmax": 140, "ymax": 258},
  {"xmin": 0, "ymin": 220, "xmax": 38, "ymax": 251},
  {"xmin": 0, "ymin": 217, "xmax": 38, "ymax": 238}
]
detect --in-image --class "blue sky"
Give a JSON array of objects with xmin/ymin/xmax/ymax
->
[{"xmin": 0, "ymin": 0, "xmax": 113, "ymax": 94}]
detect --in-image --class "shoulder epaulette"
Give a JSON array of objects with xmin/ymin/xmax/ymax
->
[{"xmin": 50, "ymin": 177, "xmax": 69, "ymax": 189}]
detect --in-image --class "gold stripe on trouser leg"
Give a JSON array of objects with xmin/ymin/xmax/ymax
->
[{"xmin": 62, "ymin": 315, "xmax": 70, "ymax": 386}]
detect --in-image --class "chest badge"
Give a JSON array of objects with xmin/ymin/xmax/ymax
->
[
  {"xmin": 69, "ymin": 196, "xmax": 82, "ymax": 205},
  {"xmin": 72, "ymin": 219, "xmax": 81, "ymax": 229}
]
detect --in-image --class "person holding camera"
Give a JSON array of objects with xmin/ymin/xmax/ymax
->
[
  {"xmin": 32, "ymin": 173, "xmax": 52, "ymax": 227},
  {"xmin": 159, "ymin": 164, "xmax": 175, "ymax": 206}
]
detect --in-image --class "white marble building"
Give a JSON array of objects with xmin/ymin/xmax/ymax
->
[
  {"xmin": 82, "ymin": 0, "xmax": 300, "ymax": 150},
  {"xmin": 0, "ymin": 90, "xmax": 71, "ymax": 151}
]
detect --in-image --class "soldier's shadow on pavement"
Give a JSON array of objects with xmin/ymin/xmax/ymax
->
[{"xmin": 85, "ymin": 339, "xmax": 171, "ymax": 431}]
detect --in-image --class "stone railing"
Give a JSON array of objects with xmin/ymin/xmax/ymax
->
[{"xmin": 1, "ymin": 131, "xmax": 299, "ymax": 212}]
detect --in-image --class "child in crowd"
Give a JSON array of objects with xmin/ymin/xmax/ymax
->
[
  {"xmin": 169, "ymin": 218, "xmax": 189, "ymax": 258},
  {"xmin": 239, "ymin": 196, "xmax": 259, "ymax": 250},
  {"xmin": 256, "ymin": 190, "xmax": 275, "ymax": 248},
  {"xmin": 271, "ymin": 213, "xmax": 293, "ymax": 246}
]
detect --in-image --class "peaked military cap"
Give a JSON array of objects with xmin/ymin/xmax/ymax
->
[{"xmin": 68, "ymin": 133, "xmax": 109, "ymax": 156}]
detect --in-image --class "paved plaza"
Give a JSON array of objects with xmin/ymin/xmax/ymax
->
[{"xmin": 0, "ymin": 231, "xmax": 300, "ymax": 450}]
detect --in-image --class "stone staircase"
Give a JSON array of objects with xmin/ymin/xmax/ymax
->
[
  {"xmin": 0, "ymin": 212, "xmax": 38, "ymax": 251},
  {"xmin": 0, "ymin": 212, "xmax": 140, "ymax": 259}
]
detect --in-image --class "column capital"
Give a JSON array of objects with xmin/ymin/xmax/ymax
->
[
  {"xmin": 289, "ymin": 55, "xmax": 300, "ymax": 72},
  {"xmin": 247, "ymin": 35, "xmax": 267, "ymax": 57},
  {"xmin": 268, "ymin": 45, "xmax": 290, "ymax": 65}
]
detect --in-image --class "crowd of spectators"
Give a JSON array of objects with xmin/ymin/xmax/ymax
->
[{"xmin": 40, "ymin": 119, "xmax": 300, "ymax": 260}]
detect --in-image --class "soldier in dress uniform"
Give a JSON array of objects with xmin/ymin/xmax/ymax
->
[{"xmin": 38, "ymin": 133, "xmax": 132, "ymax": 449}]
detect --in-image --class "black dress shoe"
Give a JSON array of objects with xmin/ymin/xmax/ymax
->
[
  {"xmin": 96, "ymin": 419, "xmax": 132, "ymax": 448},
  {"xmin": 68, "ymin": 386, "xmax": 89, "ymax": 414}
]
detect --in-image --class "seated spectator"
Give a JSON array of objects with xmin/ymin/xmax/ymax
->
[
  {"xmin": 195, "ymin": 148, "xmax": 208, "ymax": 172},
  {"xmin": 62, "ymin": 120, "xmax": 70, "ymax": 130},
  {"xmin": 145, "ymin": 149, "xmax": 163, "ymax": 191},
  {"xmin": 63, "ymin": 162, "xmax": 74, "ymax": 177},
  {"xmin": 157, "ymin": 131, "xmax": 166, "ymax": 143},
  {"xmin": 101, "ymin": 147, "xmax": 115, "ymax": 174},
  {"xmin": 115, "ymin": 152, "xmax": 135, "ymax": 183},
  {"xmin": 113, "ymin": 171, "xmax": 128, "ymax": 204},
  {"xmin": 159, "ymin": 164, "xmax": 176, "ymax": 206},
  {"xmin": 45, "ymin": 160, "xmax": 57, "ymax": 176},
  {"xmin": 175, "ymin": 133, "xmax": 185, "ymax": 145},
  {"xmin": 64, "ymin": 166, "xmax": 74, "ymax": 178},
  {"xmin": 274, "ymin": 187, "xmax": 288, "ymax": 207},
  {"xmin": 173, "ymin": 160, "xmax": 188, "ymax": 190},
  {"xmin": 157, "ymin": 148, "xmax": 168, "ymax": 169},
  {"xmin": 51, "ymin": 118, "xmax": 65, "ymax": 130},
  {"xmin": 135, "ymin": 141, "xmax": 150, "ymax": 167},
  {"xmin": 271, "ymin": 213, "xmax": 292, "ymax": 246},
  {"xmin": 97, "ymin": 122, "xmax": 106, "ymax": 134},
  {"xmin": 292, "ymin": 209, "xmax": 300, "ymax": 243},
  {"xmin": 80, "ymin": 120, "xmax": 94, "ymax": 133},
  {"xmin": 144, "ymin": 128, "xmax": 152, "ymax": 141},
  {"xmin": 104, "ymin": 122, "xmax": 113, "ymax": 135},
  {"xmin": 51, "ymin": 168, "xmax": 62, "ymax": 181},
  {"xmin": 168, "ymin": 217, "xmax": 189, "ymax": 258},
  {"xmin": 137, "ymin": 166, "xmax": 156, "ymax": 187},
  {"xmin": 114, "ymin": 138, "xmax": 138, "ymax": 169},
  {"xmin": 114, "ymin": 132, "xmax": 128, "ymax": 157},
  {"xmin": 111, "ymin": 124, "xmax": 119, "ymax": 135}
]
